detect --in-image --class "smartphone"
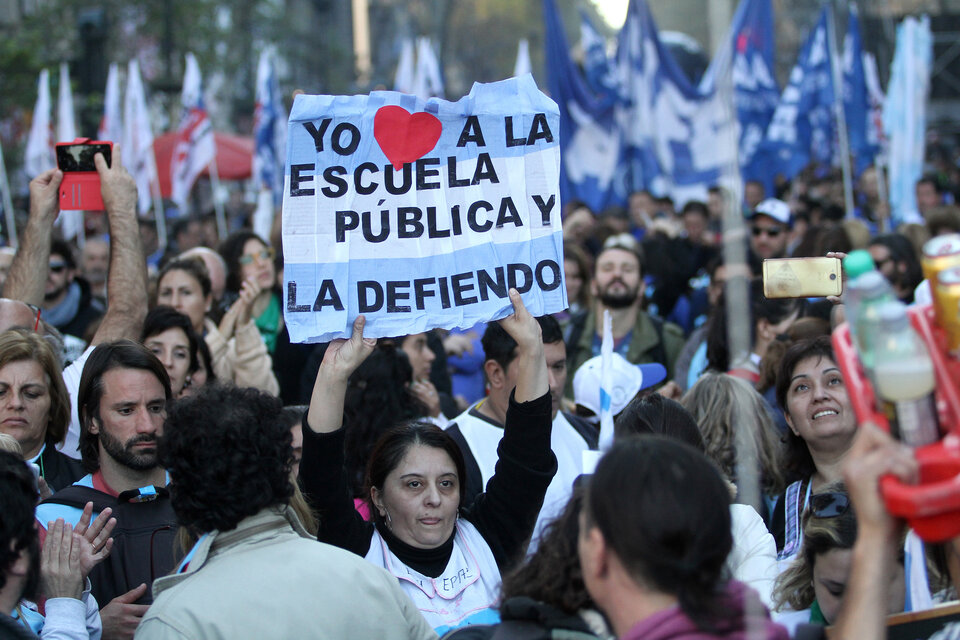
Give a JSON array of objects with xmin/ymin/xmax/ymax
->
[
  {"xmin": 762, "ymin": 257, "xmax": 842, "ymax": 299},
  {"xmin": 56, "ymin": 139, "xmax": 113, "ymax": 210},
  {"xmin": 56, "ymin": 141, "xmax": 112, "ymax": 172}
]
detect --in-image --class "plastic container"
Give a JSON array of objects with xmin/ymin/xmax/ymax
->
[{"xmin": 833, "ymin": 304, "xmax": 960, "ymax": 542}]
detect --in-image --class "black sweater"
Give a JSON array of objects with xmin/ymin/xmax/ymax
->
[{"xmin": 300, "ymin": 390, "xmax": 556, "ymax": 577}]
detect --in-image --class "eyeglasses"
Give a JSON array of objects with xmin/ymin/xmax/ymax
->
[
  {"xmin": 48, "ymin": 262, "xmax": 68, "ymax": 273},
  {"xmin": 238, "ymin": 247, "xmax": 275, "ymax": 266},
  {"xmin": 809, "ymin": 491, "xmax": 850, "ymax": 518},
  {"xmin": 751, "ymin": 226, "xmax": 783, "ymax": 238}
]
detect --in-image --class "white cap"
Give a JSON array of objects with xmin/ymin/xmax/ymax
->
[
  {"xmin": 573, "ymin": 353, "xmax": 667, "ymax": 418},
  {"xmin": 750, "ymin": 198, "xmax": 792, "ymax": 227}
]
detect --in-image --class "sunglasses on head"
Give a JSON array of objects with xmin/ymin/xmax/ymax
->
[
  {"xmin": 751, "ymin": 226, "xmax": 783, "ymax": 238},
  {"xmin": 809, "ymin": 491, "xmax": 850, "ymax": 518},
  {"xmin": 238, "ymin": 247, "xmax": 276, "ymax": 266},
  {"xmin": 48, "ymin": 262, "xmax": 68, "ymax": 273}
]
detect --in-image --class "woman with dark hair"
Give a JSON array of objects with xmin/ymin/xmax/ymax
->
[
  {"xmin": 772, "ymin": 485, "xmax": 912, "ymax": 632},
  {"xmin": 141, "ymin": 306, "xmax": 200, "ymax": 399},
  {"xmin": 218, "ymin": 231, "xmax": 282, "ymax": 353},
  {"xmin": 614, "ymin": 393, "xmax": 779, "ymax": 608},
  {"xmin": 442, "ymin": 486, "xmax": 610, "ymax": 639},
  {"xmin": 706, "ymin": 278, "xmax": 801, "ymax": 384},
  {"xmin": 579, "ymin": 436, "xmax": 787, "ymax": 639},
  {"xmin": 300, "ymin": 291, "xmax": 556, "ymax": 634},
  {"xmin": 771, "ymin": 336, "xmax": 857, "ymax": 568},
  {"xmin": 155, "ymin": 256, "xmax": 277, "ymax": 394},
  {"xmin": 0, "ymin": 330, "xmax": 82, "ymax": 493},
  {"xmin": 868, "ymin": 234, "xmax": 923, "ymax": 304}
]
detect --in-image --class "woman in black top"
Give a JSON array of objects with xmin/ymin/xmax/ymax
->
[{"xmin": 299, "ymin": 290, "xmax": 557, "ymax": 634}]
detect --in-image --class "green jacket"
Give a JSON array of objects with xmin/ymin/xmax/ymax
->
[{"xmin": 565, "ymin": 308, "xmax": 685, "ymax": 398}]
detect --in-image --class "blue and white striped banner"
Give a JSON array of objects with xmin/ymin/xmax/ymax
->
[{"xmin": 282, "ymin": 75, "xmax": 566, "ymax": 343}]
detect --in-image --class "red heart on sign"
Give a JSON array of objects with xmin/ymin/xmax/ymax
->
[{"xmin": 374, "ymin": 106, "xmax": 443, "ymax": 170}]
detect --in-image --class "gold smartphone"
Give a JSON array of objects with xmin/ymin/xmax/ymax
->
[{"xmin": 762, "ymin": 257, "xmax": 842, "ymax": 298}]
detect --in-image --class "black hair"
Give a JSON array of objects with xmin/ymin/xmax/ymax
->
[
  {"xmin": 481, "ymin": 315, "xmax": 563, "ymax": 373},
  {"xmin": 583, "ymin": 436, "xmax": 732, "ymax": 630},
  {"xmin": 917, "ymin": 173, "xmax": 943, "ymax": 194},
  {"xmin": 681, "ymin": 201, "xmax": 709, "ymax": 218},
  {"xmin": 499, "ymin": 485, "xmax": 594, "ymax": 613},
  {"xmin": 365, "ymin": 421, "xmax": 467, "ymax": 528},
  {"xmin": 775, "ymin": 336, "xmax": 837, "ymax": 482},
  {"xmin": 614, "ymin": 392, "xmax": 706, "ymax": 451},
  {"xmin": 50, "ymin": 239, "xmax": 77, "ymax": 270},
  {"xmin": 141, "ymin": 306, "xmax": 201, "ymax": 375},
  {"xmin": 78, "ymin": 340, "xmax": 173, "ymax": 472},
  {"xmin": 0, "ymin": 451, "xmax": 41, "ymax": 598},
  {"xmin": 195, "ymin": 337, "xmax": 216, "ymax": 384},
  {"xmin": 343, "ymin": 344, "xmax": 427, "ymax": 496},
  {"xmin": 218, "ymin": 230, "xmax": 270, "ymax": 294},
  {"xmin": 868, "ymin": 234, "xmax": 923, "ymax": 300},
  {"xmin": 156, "ymin": 257, "xmax": 213, "ymax": 299},
  {"xmin": 706, "ymin": 277, "xmax": 801, "ymax": 372},
  {"xmin": 159, "ymin": 384, "xmax": 293, "ymax": 534}
]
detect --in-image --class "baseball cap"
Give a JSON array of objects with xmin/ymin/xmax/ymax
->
[
  {"xmin": 748, "ymin": 198, "xmax": 792, "ymax": 228},
  {"xmin": 573, "ymin": 353, "xmax": 667, "ymax": 420}
]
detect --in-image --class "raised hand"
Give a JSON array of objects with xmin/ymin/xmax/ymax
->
[
  {"xmin": 94, "ymin": 144, "xmax": 137, "ymax": 215},
  {"xmin": 496, "ymin": 289, "xmax": 542, "ymax": 355},
  {"xmin": 72, "ymin": 501, "xmax": 116, "ymax": 578},
  {"xmin": 321, "ymin": 315, "xmax": 377, "ymax": 381},
  {"xmin": 40, "ymin": 519, "xmax": 84, "ymax": 600},
  {"xmin": 410, "ymin": 379, "xmax": 442, "ymax": 418},
  {"xmin": 28, "ymin": 168, "xmax": 63, "ymax": 224}
]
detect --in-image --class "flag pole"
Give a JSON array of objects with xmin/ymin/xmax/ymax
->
[
  {"xmin": 208, "ymin": 159, "xmax": 227, "ymax": 241},
  {"xmin": 826, "ymin": 0, "xmax": 856, "ymax": 219},
  {"xmin": 149, "ymin": 151, "xmax": 167, "ymax": 251},
  {"xmin": 0, "ymin": 141, "xmax": 17, "ymax": 249}
]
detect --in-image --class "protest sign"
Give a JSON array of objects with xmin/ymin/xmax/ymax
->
[{"xmin": 282, "ymin": 74, "xmax": 565, "ymax": 343}]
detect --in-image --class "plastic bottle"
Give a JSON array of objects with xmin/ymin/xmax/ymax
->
[
  {"xmin": 872, "ymin": 300, "xmax": 941, "ymax": 447},
  {"xmin": 842, "ymin": 250, "xmax": 881, "ymax": 346},
  {"xmin": 850, "ymin": 271, "xmax": 895, "ymax": 380}
]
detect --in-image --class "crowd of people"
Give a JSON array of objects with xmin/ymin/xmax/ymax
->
[{"xmin": 0, "ymin": 136, "xmax": 958, "ymax": 640}]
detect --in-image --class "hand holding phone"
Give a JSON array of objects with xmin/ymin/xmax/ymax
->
[
  {"xmin": 762, "ymin": 257, "xmax": 843, "ymax": 299},
  {"xmin": 56, "ymin": 138, "xmax": 113, "ymax": 210}
]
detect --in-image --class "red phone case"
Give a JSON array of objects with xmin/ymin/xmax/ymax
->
[{"xmin": 56, "ymin": 138, "xmax": 112, "ymax": 211}]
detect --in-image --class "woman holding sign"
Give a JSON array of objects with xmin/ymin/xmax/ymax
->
[{"xmin": 300, "ymin": 289, "xmax": 555, "ymax": 635}]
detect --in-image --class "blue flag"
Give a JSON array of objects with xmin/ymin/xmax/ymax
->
[
  {"xmin": 701, "ymin": 0, "xmax": 779, "ymax": 188},
  {"xmin": 762, "ymin": 8, "xmax": 835, "ymax": 181},
  {"xmin": 579, "ymin": 9, "xmax": 619, "ymax": 108},
  {"xmin": 254, "ymin": 48, "xmax": 288, "ymax": 207},
  {"xmin": 843, "ymin": 4, "xmax": 875, "ymax": 176},
  {"xmin": 544, "ymin": 0, "xmax": 625, "ymax": 213},
  {"xmin": 614, "ymin": 0, "xmax": 738, "ymax": 203}
]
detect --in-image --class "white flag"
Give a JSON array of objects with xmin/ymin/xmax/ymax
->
[
  {"xmin": 122, "ymin": 60, "xmax": 156, "ymax": 215},
  {"xmin": 57, "ymin": 63, "xmax": 83, "ymax": 240},
  {"xmin": 412, "ymin": 38, "xmax": 444, "ymax": 100},
  {"xmin": 394, "ymin": 39, "xmax": 415, "ymax": 93},
  {"xmin": 98, "ymin": 63, "xmax": 123, "ymax": 143},
  {"xmin": 170, "ymin": 53, "xmax": 216, "ymax": 213},
  {"xmin": 514, "ymin": 39, "xmax": 531, "ymax": 78},
  {"xmin": 24, "ymin": 69, "xmax": 54, "ymax": 178}
]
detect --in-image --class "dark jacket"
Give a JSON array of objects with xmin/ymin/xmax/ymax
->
[
  {"xmin": 56, "ymin": 278, "xmax": 104, "ymax": 342},
  {"xmin": 38, "ymin": 443, "xmax": 84, "ymax": 493}
]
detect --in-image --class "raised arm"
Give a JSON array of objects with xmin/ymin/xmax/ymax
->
[
  {"xmin": 496, "ymin": 288, "xmax": 548, "ymax": 403},
  {"xmin": 833, "ymin": 423, "xmax": 917, "ymax": 640},
  {"xmin": 463, "ymin": 290, "xmax": 556, "ymax": 569},
  {"xmin": 305, "ymin": 315, "xmax": 376, "ymax": 434},
  {"xmin": 89, "ymin": 147, "xmax": 149, "ymax": 344},
  {"xmin": 3, "ymin": 168, "xmax": 63, "ymax": 304},
  {"xmin": 300, "ymin": 316, "xmax": 377, "ymax": 555}
]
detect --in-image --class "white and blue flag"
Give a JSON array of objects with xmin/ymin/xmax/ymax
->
[
  {"xmin": 614, "ymin": 0, "xmax": 738, "ymax": 204},
  {"xmin": 701, "ymin": 0, "xmax": 779, "ymax": 189},
  {"xmin": 544, "ymin": 0, "xmax": 624, "ymax": 213},
  {"xmin": 254, "ymin": 47, "xmax": 288, "ymax": 207},
  {"xmin": 282, "ymin": 75, "xmax": 565, "ymax": 343},
  {"xmin": 762, "ymin": 8, "xmax": 834, "ymax": 182},
  {"xmin": 843, "ymin": 4, "xmax": 875, "ymax": 176}
]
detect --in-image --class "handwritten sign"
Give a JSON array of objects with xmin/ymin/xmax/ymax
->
[{"xmin": 282, "ymin": 75, "xmax": 565, "ymax": 342}]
